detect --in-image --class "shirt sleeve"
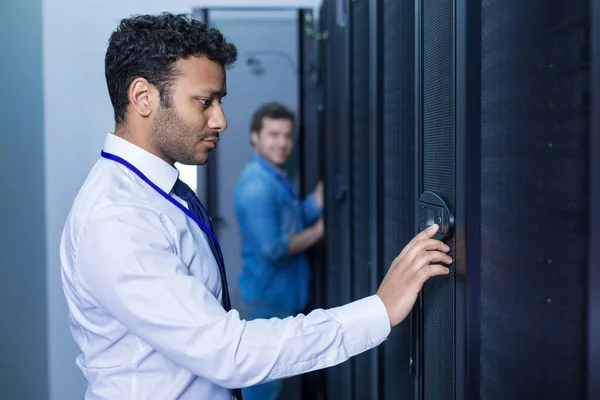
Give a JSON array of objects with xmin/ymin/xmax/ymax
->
[
  {"xmin": 74, "ymin": 203, "xmax": 391, "ymax": 389},
  {"xmin": 300, "ymin": 192, "xmax": 322, "ymax": 227},
  {"xmin": 236, "ymin": 179, "xmax": 289, "ymax": 263}
]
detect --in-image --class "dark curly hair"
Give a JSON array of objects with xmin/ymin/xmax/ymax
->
[
  {"xmin": 105, "ymin": 13, "xmax": 238, "ymax": 124},
  {"xmin": 250, "ymin": 102, "xmax": 296, "ymax": 133}
]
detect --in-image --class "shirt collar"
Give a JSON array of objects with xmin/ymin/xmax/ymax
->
[
  {"xmin": 103, "ymin": 133, "xmax": 180, "ymax": 194},
  {"xmin": 251, "ymin": 152, "xmax": 287, "ymax": 179}
]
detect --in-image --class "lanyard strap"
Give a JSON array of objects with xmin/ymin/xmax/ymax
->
[{"xmin": 100, "ymin": 151, "xmax": 223, "ymax": 254}]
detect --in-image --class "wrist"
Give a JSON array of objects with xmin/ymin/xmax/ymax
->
[
  {"xmin": 375, "ymin": 292, "xmax": 393, "ymax": 327},
  {"xmin": 311, "ymin": 221, "xmax": 324, "ymax": 240}
]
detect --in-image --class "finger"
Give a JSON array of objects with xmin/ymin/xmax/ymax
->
[
  {"xmin": 405, "ymin": 238, "xmax": 450, "ymax": 263},
  {"xmin": 399, "ymin": 224, "xmax": 440, "ymax": 259},
  {"xmin": 418, "ymin": 263, "xmax": 451, "ymax": 283},
  {"xmin": 415, "ymin": 251, "xmax": 452, "ymax": 268},
  {"xmin": 414, "ymin": 251, "xmax": 453, "ymax": 270}
]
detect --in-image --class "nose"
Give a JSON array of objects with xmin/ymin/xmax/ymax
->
[
  {"xmin": 279, "ymin": 135, "xmax": 292, "ymax": 149},
  {"xmin": 207, "ymin": 105, "xmax": 227, "ymax": 133}
]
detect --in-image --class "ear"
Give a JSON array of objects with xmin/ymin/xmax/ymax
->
[
  {"xmin": 250, "ymin": 130, "xmax": 259, "ymax": 147},
  {"xmin": 128, "ymin": 77, "xmax": 157, "ymax": 118}
]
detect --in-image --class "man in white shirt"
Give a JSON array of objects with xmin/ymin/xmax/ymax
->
[{"xmin": 60, "ymin": 13, "xmax": 452, "ymax": 400}]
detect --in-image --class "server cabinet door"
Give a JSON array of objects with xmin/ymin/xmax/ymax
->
[{"xmin": 414, "ymin": 0, "xmax": 457, "ymax": 399}]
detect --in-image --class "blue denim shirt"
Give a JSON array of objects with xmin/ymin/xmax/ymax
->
[{"xmin": 233, "ymin": 153, "xmax": 322, "ymax": 313}]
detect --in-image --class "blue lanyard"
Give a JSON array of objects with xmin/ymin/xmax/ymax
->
[{"xmin": 100, "ymin": 151, "xmax": 223, "ymax": 255}]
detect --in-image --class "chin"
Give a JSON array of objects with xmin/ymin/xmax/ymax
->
[
  {"xmin": 197, "ymin": 152, "xmax": 211, "ymax": 166},
  {"xmin": 195, "ymin": 157, "xmax": 208, "ymax": 166},
  {"xmin": 270, "ymin": 155, "xmax": 287, "ymax": 166}
]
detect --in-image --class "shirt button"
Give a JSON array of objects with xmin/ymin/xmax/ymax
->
[
  {"xmin": 319, "ymin": 357, "xmax": 327, "ymax": 366},
  {"xmin": 367, "ymin": 339, "xmax": 375, "ymax": 347}
]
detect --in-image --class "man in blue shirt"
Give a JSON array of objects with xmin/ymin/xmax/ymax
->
[{"xmin": 233, "ymin": 102, "xmax": 324, "ymax": 400}]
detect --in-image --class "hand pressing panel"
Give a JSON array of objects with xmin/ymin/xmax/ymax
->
[{"xmin": 377, "ymin": 224, "xmax": 452, "ymax": 327}]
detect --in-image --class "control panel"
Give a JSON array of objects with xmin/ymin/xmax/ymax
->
[{"xmin": 418, "ymin": 191, "xmax": 454, "ymax": 242}]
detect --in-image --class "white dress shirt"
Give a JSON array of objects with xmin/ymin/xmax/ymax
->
[{"xmin": 60, "ymin": 133, "xmax": 391, "ymax": 400}]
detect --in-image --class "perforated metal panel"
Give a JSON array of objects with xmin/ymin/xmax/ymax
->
[
  {"xmin": 421, "ymin": 0, "xmax": 455, "ymax": 399},
  {"xmin": 480, "ymin": 1, "xmax": 589, "ymax": 398},
  {"xmin": 382, "ymin": 0, "xmax": 415, "ymax": 399}
]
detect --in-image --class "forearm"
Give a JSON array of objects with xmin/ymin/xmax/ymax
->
[
  {"xmin": 287, "ymin": 224, "xmax": 321, "ymax": 256},
  {"xmin": 233, "ymin": 295, "xmax": 390, "ymax": 387}
]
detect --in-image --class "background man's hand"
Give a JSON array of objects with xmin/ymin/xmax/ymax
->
[
  {"xmin": 313, "ymin": 181, "xmax": 324, "ymax": 208},
  {"xmin": 376, "ymin": 224, "xmax": 452, "ymax": 327},
  {"xmin": 313, "ymin": 217, "xmax": 324, "ymax": 239}
]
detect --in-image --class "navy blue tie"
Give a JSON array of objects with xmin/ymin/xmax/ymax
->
[
  {"xmin": 173, "ymin": 179, "xmax": 232, "ymax": 311},
  {"xmin": 173, "ymin": 179, "xmax": 243, "ymax": 400}
]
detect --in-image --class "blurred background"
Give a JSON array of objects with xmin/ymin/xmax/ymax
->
[{"xmin": 1, "ymin": 0, "xmax": 599, "ymax": 399}]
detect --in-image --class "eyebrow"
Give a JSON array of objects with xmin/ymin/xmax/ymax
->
[{"xmin": 194, "ymin": 89, "xmax": 227, "ymax": 98}]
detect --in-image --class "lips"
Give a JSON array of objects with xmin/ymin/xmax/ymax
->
[{"xmin": 203, "ymin": 137, "xmax": 219, "ymax": 148}]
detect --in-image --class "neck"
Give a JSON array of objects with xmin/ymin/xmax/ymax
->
[
  {"xmin": 115, "ymin": 124, "xmax": 175, "ymax": 166},
  {"xmin": 255, "ymin": 151, "xmax": 285, "ymax": 171}
]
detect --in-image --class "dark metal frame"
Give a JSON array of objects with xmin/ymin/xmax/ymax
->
[
  {"xmin": 348, "ymin": 1, "xmax": 370, "ymax": 397},
  {"xmin": 297, "ymin": 7, "xmax": 325, "ymax": 305},
  {"xmin": 337, "ymin": 0, "xmax": 354, "ymax": 397},
  {"xmin": 297, "ymin": 9, "xmax": 328, "ymax": 398},
  {"xmin": 368, "ymin": 0, "xmax": 384, "ymax": 398},
  {"xmin": 412, "ymin": 0, "xmax": 424, "ymax": 397},
  {"xmin": 321, "ymin": 0, "xmax": 353, "ymax": 398},
  {"xmin": 588, "ymin": 1, "xmax": 600, "ymax": 398},
  {"xmin": 338, "ymin": 0, "xmax": 353, "ymax": 323},
  {"xmin": 298, "ymin": 8, "xmax": 306, "ymax": 195},
  {"xmin": 455, "ymin": 0, "xmax": 481, "ymax": 399},
  {"xmin": 297, "ymin": 9, "xmax": 309, "ymax": 197}
]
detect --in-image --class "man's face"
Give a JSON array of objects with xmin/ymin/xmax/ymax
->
[
  {"xmin": 251, "ymin": 117, "xmax": 294, "ymax": 168},
  {"xmin": 151, "ymin": 56, "xmax": 227, "ymax": 166}
]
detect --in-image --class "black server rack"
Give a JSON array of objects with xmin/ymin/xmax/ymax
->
[
  {"xmin": 319, "ymin": 0, "xmax": 353, "ymax": 398},
  {"xmin": 414, "ymin": 0, "xmax": 599, "ymax": 399},
  {"xmin": 318, "ymin": 0, "xmax": 599, "ymax": 398},
  {"xmin": 320, "ymin": 1, "xmax": 385, "ymax": 398},
  {"xmin": 381, "ymin": 0, "xmax": 416, "ymax": 399},
  {"xmin": 350, "ymin": 0, "xmax": 375, "ymax": 399},
  {"xmin": 477, "ymin": 0, "xmax": 591, "ymax": 398}
]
